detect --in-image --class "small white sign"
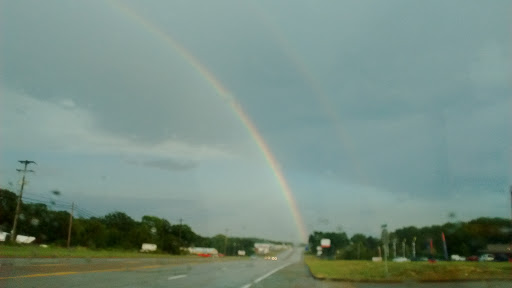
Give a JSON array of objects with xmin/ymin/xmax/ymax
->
[
  {"xmin": 140, "ymin": 243, "xmax": 157, "ymax": 252},
  {"xmin": 320, "ymin": 238, "xmax": 331, "ymax": 248}
]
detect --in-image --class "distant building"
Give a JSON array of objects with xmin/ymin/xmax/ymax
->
[
  {"xmin": 16, "ymin": 235, "xmax": 36, "ymax": 244},
  {"xmin": 0, "ymin": 232, "xmax": 9, "ymax": 242},
  {"xmin": 254, "ymin": 243, "xmax": 290, "ymax": 254},
  {"xmin": 188, "ymin": 247, "xmax": 219, "ymax": 256},
  {"xmin": 481, "ymin": 244, "xmax": 512, "ymax": 256},
  {"xmin": 254, "ymin": 243, "xmax": 271, "ymax": 254}
]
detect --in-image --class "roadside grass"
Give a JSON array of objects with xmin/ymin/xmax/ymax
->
[
  {"xmin": 0, "ymin": 245, "xmax": 182, "ymax": 258},
  {"xmin": 0, "ymin": 245, "xmax": 239, "ymax": 260},
  {"xmin": 304, "ymin": 256, "xmax": 512, "ymax": 282}
]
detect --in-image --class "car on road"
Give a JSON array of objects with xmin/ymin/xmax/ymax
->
[
  {"xmin": 451, "ymin": 254, "xmax": 466, "ymax": 261},
  {"xmin": 479, "ymin": 254, "xmax": 494, "ymax": 262},
  {"xmin": 427, "ymin": 257, "xmax": 437, "ymax": 263},
  {"xmin": 467, "ymin": 255, "xmax": 479, "ymax": 261},
  {"xmin": 392, "ymin": 257, "xmax": 410, "ymax": 263},
  {"xmin": 493, "ymin": 254, "xmax": 510, "ymax": 262}
]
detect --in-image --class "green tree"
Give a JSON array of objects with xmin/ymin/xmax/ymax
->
[{"xmin": 0, "ymin": 189, "xmax": 17, "ymax": 233}]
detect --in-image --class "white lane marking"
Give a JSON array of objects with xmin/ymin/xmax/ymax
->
[
  {"xmin": 254, "ymin": 263, "xmax": 291, "ymax": 283},
  {"xmin": 168, "ymin": 274, "xmax": 187, "ymax": 280},
  {"xmin": 240, "ymin": 262, "xmax": 292, "ymax": 288}
]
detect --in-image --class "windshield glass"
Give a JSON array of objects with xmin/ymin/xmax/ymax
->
[{"xmin": 1, "ymin": 1, "xmax": 510, "ymax": 287}]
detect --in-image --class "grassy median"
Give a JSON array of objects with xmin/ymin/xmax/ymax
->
[{"xmin": 305, "ymin": 256, "xmax": 512, "ymax": 282}]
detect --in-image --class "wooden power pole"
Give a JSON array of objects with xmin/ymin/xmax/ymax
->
[
  {"xmin": 67, "ymin": 202, "xmax": 74, "ymax": 248},
  {"xmin": 11, "ymin": 160, "xmax": 36, "ymax": 242}
]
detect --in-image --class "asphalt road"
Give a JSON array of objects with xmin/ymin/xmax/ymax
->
[
  {"xmin": 1, "ymin": 250, "xmax": 510, "ymax": 288},
  {"xmin": 0, "ymin": 249, "xmax": 301, "ymax": 288}
]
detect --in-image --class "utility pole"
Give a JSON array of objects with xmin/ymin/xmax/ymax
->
[
  {"xmin": 178, "ymin": 218, "xmax": 183, "ymax": 243},
  {"xmin": 10, "ymin": 160, "xmax": 36, "ymax": 242},
  {"xmin": 412, "ymin": 237, "xmax": 416, "ymax": 259},
  {"xmin": 392, "ymin": 238, "xmax": 397, "ymax": 258},
  {"xmin": 67, "ymin": 202, "xmax": 74, "ymax": 248},
  {"xmin": 402, "ymin": 239, "xmax": 406, "ymax": 258},
  {"xmin": 224, "ymin": 229, "xmax": 229, "ymax": 255},
  {"xmin": 357, "ymin": 242, "xmax": 361, "ymax": 260}
]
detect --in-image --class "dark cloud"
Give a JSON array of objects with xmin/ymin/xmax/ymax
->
[
  {"xmin": 126, "ymin": 158, "xmax": 198, "ymax": 171},
  {"xmin": 142, "ymin": 159, "xmax": 198, "ymax": 171}
]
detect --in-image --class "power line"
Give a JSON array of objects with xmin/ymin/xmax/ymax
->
[
  {"xmin": 74, "ymin": 204, "xmax": 99, "ymax": 218},
  {"xmin": 21, "ymin": 197, "xmax": 71, "ymax": 210},
  {"xmin": 22, "ymin": 196, "xmax": 71, "ymax": 207},
  {"xmin": 74, "ymin": 208, "xmax": 97, "ymax": 219},
  {"xmin": 20, "ymin": 197, "xmax": 99, "ymax": 219},
  {"xmin": 23, "ymin": 192, "xmax": 72, "ymax": 205}
]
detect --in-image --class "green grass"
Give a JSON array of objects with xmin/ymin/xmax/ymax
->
[
  {"xmin": 305, "ymin": 256, "xmax": 512, "ymax": 282},
  {"xmin": 0, "ymin": 245, "xmax": 193, "ymax": 258}
]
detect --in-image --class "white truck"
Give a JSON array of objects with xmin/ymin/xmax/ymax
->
[
  {"xmin": 140, "ymin": 243, "xmax": 157, "ymax": 252},
  {"xmin": 451, "ymin": 254, "xmax": 466, "ymax": 261},
  {"xmin": 479, "ymin": 254, "xmax": 494, "ymax": 262}
]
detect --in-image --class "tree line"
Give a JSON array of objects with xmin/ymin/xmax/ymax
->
[
  {"xmin": 309, "ymin": 217, "xmax": 511, "ymax": 260},
  {"xmin": 0, "ymin": 188, "xmax": 287, "ymax": 255}
]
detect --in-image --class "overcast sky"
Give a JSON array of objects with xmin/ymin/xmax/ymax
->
[{"xmin": 1, "ymin": 0, "xmax": 510, "ymax": 241}]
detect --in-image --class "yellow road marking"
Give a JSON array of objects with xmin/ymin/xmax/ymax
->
[
  {"xmin": 1, "ymin": 271, "xmax": 78, "ymax": 279},
  {"xmin": 0, "ymin": 265, "xmax": 163, "ymax": 280}
]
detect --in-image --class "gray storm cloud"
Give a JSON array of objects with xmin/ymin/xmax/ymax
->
[{"xmin": 1, "ymin": 0, "xmax": 510, "ymax": 239}]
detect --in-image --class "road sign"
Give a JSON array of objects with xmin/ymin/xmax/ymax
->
[{"xmin": 321, "ymin": 238, "xmax": 331, "ymax": 248}]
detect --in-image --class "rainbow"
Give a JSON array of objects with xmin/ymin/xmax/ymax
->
[
  {"xmin": 249, "ymin": 4, "xmax": 368, "ymax": 183},
  {"xmin": 109, "ymin": 1, "xmax": 308, "ymax": 241}
]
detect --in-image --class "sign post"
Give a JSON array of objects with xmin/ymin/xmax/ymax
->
[{"xmin": 320, "ymin": 238, "xmax": 331, "ymax": 258}]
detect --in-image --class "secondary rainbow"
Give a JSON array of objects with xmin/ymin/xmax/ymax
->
[
  {"xmin": 248, "ymin": 4, "xmax": 368, "ymax": 183},
  {"xmin": 110, "ymin": 1, "xmax": 308, "ymax": 241}
]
